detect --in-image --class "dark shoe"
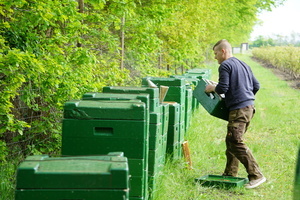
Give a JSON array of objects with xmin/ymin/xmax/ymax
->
[{"xmin": 245, "ymin": 176, "xmax": 266, "ymax": 189}]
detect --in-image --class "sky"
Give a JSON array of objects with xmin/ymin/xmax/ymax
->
[{"xmin": 250, "ymin": 0, "xmax": 300, "ymax": 40}]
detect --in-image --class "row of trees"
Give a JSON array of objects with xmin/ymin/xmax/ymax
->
[
  {"xmin": 0, "ymin": 0, "xmax": 284, "ymax": 176},
  {"xmin": 251, "ymin": 32, "xmax": 300, "ymax": 47}
]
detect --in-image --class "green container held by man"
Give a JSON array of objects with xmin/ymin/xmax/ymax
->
[
  {"xmin": 15, "ymin": 153, "xmax": 129, "ymax": 200},
  {"xmin": 193, "ymin": 78, "xmax": 229, "ymax": 121}
]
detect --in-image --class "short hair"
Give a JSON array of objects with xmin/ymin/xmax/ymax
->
[{"xmin": 213, "ymin": 39, "xmax": 232, "ymax": 53}]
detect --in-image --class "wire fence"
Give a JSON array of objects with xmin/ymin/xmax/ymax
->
[{"xmin": 1, "ymin": 87, "xmax": 62, "ymax": 162}]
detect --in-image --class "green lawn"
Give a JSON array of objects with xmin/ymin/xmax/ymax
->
[{"xmin": 154, "ymin": 54, "xmax": 300, "ymax": 200}]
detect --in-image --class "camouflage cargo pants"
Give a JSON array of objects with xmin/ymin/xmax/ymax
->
[{"xmin": 223, "ymin": 105, "xmax": 263, "ymax": 181}]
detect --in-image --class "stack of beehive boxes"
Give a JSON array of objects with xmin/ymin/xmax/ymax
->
[
  {"xmin": 142, "ymin": 77, "xmax": 187, "ymax": 159},
  {"xmin": 61, "ymin": 97, "xmax": 149, "ymax": 200},
  {"xmin": 102, "ymin": 86, "xmax": 164, "ymax": 200},
  {"xmin": 15, "ymin": 68, "xmax": 214, "ymax": 200}
]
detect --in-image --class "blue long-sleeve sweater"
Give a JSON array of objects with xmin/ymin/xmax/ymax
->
[{"xmin": 215, "ymin": 57, "xmax": 260, "ymax": 111}]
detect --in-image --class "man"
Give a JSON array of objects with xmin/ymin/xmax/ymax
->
[{"xmin": 205, "ymin": 39, "xmax": 266, "ymax": 189}]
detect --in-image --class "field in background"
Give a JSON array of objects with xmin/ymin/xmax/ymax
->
[
  {"xmin": 154, "ymin": 54, "xmax": 300, "ymax": 200},
  {"xmin": 252, "ymin": 46, "xmax": 300, "ymax": 79}
]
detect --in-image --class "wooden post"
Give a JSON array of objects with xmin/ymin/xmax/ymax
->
[
  {"xmin": 78, "ymin": 0, "xmax": 84, "ymax": 13},
  {"xmin": 77, "ymin": 0, "xmax": 84, "ymax": 47},
  {"xmin": 120, "ymin": 15, "xmax": 125, "ymax": 69},
  {"xmin": 182, "ymin": 141, "xmax": 193, "ymax": 170}
]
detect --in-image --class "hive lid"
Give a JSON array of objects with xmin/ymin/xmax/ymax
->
[
  {"xmin": 103, "ymin": 86, "xmax": 159, "ymax": 99},
  {"xmin": 142, "ymin": 77, "xmax": 186, "ymax": 87},
  {"xmin": 82, "ymin": 92, "xmax": 150, "ymax": 108},
  {"xmin": 16, "ymin": 154, "xmax": 129, "ymax": 189},
  {"xmin": 63, "ymin": 100, "xmax": 146, "ymax": 120}
]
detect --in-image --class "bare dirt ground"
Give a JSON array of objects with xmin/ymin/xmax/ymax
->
[{"xmin": 252, "ymin": 57, "xmax": 300, "ymax": 90}]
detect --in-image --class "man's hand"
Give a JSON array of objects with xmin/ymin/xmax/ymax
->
[{"xmin": 205, "ymin": 84, "xmax": 216, "ymax": 93}]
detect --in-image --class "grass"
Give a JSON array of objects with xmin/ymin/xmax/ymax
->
[{"xmin": 153, "ymin": 54, "xmax": 300, "ymax": 200}]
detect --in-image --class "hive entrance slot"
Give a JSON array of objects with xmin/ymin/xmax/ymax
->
[{"xmin": 94, "ymin": 127, "xmax": 113, "ymax": 136}]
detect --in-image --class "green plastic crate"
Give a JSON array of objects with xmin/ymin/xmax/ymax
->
[
  {"xmin": 195, "ymin": 175, "xmax": 249, "ymax": 188},
  {"xmin": 193, "ymin": 79, "xmax": 229, "ymax": 121}
]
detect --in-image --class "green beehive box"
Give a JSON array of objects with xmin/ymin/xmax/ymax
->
[
  {"xmin": 64, "ymin": 100, "xmax": 146, "ymax": 120},
  {"xmin": 16, "ymin": 154, "xmax": 129, "ymax": 189},
  {"xmin": 179, "ymin": 121, "xmax": 185, "ymax": 143},
  {"xmin": 148, "ymin": 149, "xmax": 161, "ymax": 177},
  {"xmin": 167, "ymin": 123, "xmax": 180, "ymax": 147},
  {"xmin": 185, "ymin": 88, "xmax": 193, "ymax": 131},
  {"xmin": 128, "ymin": 159, "xmax": 146, "ymax": 177},
  {"xmin": 82, "ymin": 92, "xmax": 150, "ymax": 109},
  {"xmin": 195, "ymin": 175, "xmax": 248, "ymax": 188},
  {"xmin": 130, "ymin": 176, "xmax": 146, "ymax": 197},
  {"xmin": 129, "ymin": 197, "xmax": 144, "ymax": 200},
  {"xmin": 164, "ymin": 86, "xmax": 186, "ymax": 107},
  {"xmin": 142, "ymin": 77, "xmax": 186, "ymax": 87},
  {"xmin": 186, "ymin": 68, "xmax": 212, "ymax": 79},
  {"xmin": 103, "ymin": 86, "xmax": 159, "ymax": 99},
  {"xmin": 161, "ymin": 132, "xmax": 168, "ymax": 160},
  {"xmin": 165, "ymin": 102, "xmax": 180, "ymax": 125},
  {"xmin": 170, "ymin": 75, "xmax": 199, "ymax": 87},
  {"xmin": 150, "ymin": 112, "xmax": 162, "ymax": 124},
  {"xmin": 185, "ymin": 109, "xmax": 192, "ymax": 134},
  {"xmin": 103, "ymin": 86, "xmax": 160, "ymax": 112},
  {"xmin": 148, "ymin": 175, "xmax": 158, "ymax": 200},
  {"xmin": 166, "ymin": 142, "xmax": 181, "ymax": 160},
  {"xmin": 62, "ymin": 119, "xmax": 148, "ymax": 159},
  {"xmin": 161, "ymin": 103, "xmax": 169, "ymax": 136},
  {"xmin": 149, "ymin": 123, "xmax": 163, "ymax": 150},
  {"xmin": 179, "ymin": 104, "xmax": 186, "ymax": 123},
  {"xmin": 193, "ymin": 79, "xmax": 229, "ymax": 121}
]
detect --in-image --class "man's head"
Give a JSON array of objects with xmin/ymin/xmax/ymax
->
[{"xmin": 213, "ymin": 39, "xmax": 233, "ymax": 64}]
